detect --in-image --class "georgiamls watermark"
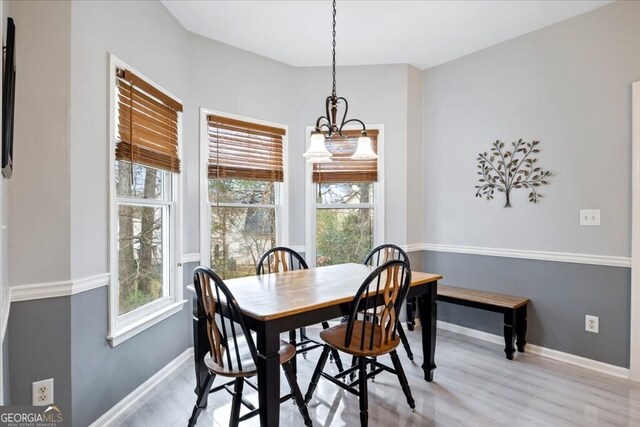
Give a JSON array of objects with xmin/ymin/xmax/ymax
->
[{"xmin": 0, "ymin": 405, "xmax": 63, "ymax": 427}]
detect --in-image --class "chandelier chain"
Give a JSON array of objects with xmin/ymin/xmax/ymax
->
[{"xmin": 332, "ymin": 0, "xmax": 337, "ymax": 98}]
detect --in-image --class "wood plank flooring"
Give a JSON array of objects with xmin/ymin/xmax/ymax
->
[{"xmin": 117, "ymin": 328, "xmax": 640, "ymax": 426}]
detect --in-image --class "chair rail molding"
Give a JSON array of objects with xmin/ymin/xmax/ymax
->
[
  {"xmin": 10, "ymin": 273, "xmax": 110, "ymax": 302},
  {"xmin": 413, "ymin": 243, "xmax": 630, "ymax": 268}
]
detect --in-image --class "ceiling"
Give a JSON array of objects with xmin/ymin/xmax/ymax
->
[{"xmin": 161, "ymin": 0, "xmax": 612, "ymax": 70}]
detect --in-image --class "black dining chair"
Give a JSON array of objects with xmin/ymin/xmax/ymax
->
[
  {"xmin": 304, "ymin": 260, "xmax": 416, "ymax": 427},
  {"xmin": 256, "ymin": 247, "xmax": 344, "ymax": 371},
  {"xmin": 362, "ymin": 244, "xmax": 414, "ymax": 361},
  {"xmin": 188, "ymin": 266, "xmax": 312, "ymax": 427}
]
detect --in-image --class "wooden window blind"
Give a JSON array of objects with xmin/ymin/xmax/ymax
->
[
  {"xmin": 207, "ymin": 115, "xmax": 285, "ymax": 182},
  {"xmin": 312, "ymin": 129, "xmax": 379, "ymax": 183},
  {"xmin": 115, "ymin": 68, "xmax": 183, "ymax": 174}
]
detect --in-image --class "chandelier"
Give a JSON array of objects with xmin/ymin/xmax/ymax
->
[{"xmin": 303, "ymin": 0, "xmax": 377, "ymax": 163}]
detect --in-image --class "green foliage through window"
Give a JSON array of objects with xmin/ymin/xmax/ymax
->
[{"xmin": 210, "ymin": 179, "xmax": 276, "ymax": 279}]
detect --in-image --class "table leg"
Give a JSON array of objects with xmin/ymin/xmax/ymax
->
[
  {"xmin": 257, "ymin": 322, "xmax": 281, "ymax": 427},
  {"xmin": 418, "ymin": 282, "xmax": 437, "ymax": 381},
  {"xmin": 289, "ymin": 329, "xmax": 297, "ymax": 376},
  {"xmin": 406, "ymin": 297, "xmax": 417, "ymax": 331}
]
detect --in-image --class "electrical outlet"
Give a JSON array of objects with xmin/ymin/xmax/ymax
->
[
  {"xmin": 32, "ymin": 378, "xmax": 54, "ymax": 406},
  {"xmin": 580, "ymin": 209, "xmax": 601, "ymax": 226},
  {"xmin": 585, "ymin": 315, "xmax": 599, "ymax": 333}
]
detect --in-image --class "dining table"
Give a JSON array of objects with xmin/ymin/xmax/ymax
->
[{"xmin": 188, "ymin": 262, "xmax": 442, "ymax": 427}]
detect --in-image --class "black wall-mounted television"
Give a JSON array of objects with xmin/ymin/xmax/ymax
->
[{"xmin": 2, "ymin": 17, "xmax": 15, "ymax": 179}]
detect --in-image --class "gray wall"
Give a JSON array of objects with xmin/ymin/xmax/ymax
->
[
  {"xmin": 424, "ymin": 251, "xmax": 630, "ymax": 367},
  {"xmin": 421, "ymin": 1, "xmax": 640, "ymax": 367},
  {"xmin": 423, "ymin": 0, "xmax": 640, "ymax": 255},
  {"xmin": 69, "ymin": 0, "xmax": 188, "ymax": 279},
  {"xmin": 8, "ymin": 0, "xmax": 301, "ymax": 424},
  {"xmin": 70, "ymin": 285, "xmax": 192, "ymax": 427},
  {"xmin": 0, "ymin": 0, "xmax": 8, "ymax": 404},
  {"xmin": 8, "ymin": 297, "xmax": 72, "ymax": 422},
  {"xmin": 2, "ymin": 335, "xmax": 8, "ymax": 405},
  {"xmin": 8, "ymin": 261, "xmax": 198, "ymax": 427},
  {"xmin": 7, "ymin": 0, "xmax": 71, "ymax": 286},
  {"xmin": 6, "ymin": 0, "xmax": 639, "ymax": 425},
  {"xmin": 406, "ymin": 65, "xmax": 424, "ymax": 246},
  {"xmin": 182, "ymin": 30, "xmax": 298, "ymax": 253},
  {"xmin": 294, "ymin": 64, "xmax": 412, "ymax": 247}
]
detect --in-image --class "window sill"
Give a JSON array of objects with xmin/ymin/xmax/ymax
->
[{"xmin": 107, "ymin": 299, "xmax": 187, "ymax": 347}]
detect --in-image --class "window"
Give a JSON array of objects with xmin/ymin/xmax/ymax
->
[
  {"xmin": 203, "ymin": 113, "xmax": 287, "ymax": 279},
  {"xmin": 307, "ymin": 128, "xmax": 383, "ymax": 266},
  {"xmin": 108, "ymin": 56, "xmax": 184, "ymax": 345}
]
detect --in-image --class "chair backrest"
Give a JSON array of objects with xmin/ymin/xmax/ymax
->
[
  {"xmin": 256, "ymin": 246, "xmax": 308, "ymax": 275},
  {"xmin": 344, "ymin": 260, "xmax": 411, "ymax": 351},
  {"xmin": 193, "ymin": 266, "xmax": 257, "ymax": 372},
  {"xmin": 363, "ymin": 244, "xmax": 410, "ymax": 268}
]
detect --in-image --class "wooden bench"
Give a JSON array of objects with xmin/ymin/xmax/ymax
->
[{"xmin": 435, "ymin": 285, "xmax": 530, "ymax": 360}]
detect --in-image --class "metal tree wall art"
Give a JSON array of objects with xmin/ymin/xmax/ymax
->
[{"xmin": 475, "ymin": 139, "xmax": 551, "ymax": 208}]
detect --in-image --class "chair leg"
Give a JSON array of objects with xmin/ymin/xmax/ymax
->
[
  {"xmin": 349, "ymin": 356, "xmax": 358, "ymax": 382},
  {"xmin": 283, "ymin": 361, "xmax": 313, "ymax": 426},
  {"xmin": 330, "ymin": 348, "xmax": 345, "ymax": 372},
  {"xmin": 305, "ymin": 345, "xmax": 331, "ymax": 403},
  {"xmin": 397, "ymin": 323, "xmax": 414, "ymax": 361},
  {"xmin": 358, "ymin": 356, "xmax": 369, "ymax": 427},
  {"xmin": 389, "ymin": 350, "xmax": 415, "ymax": 411},
  {"xmin": 370, "ymin": 357, "xmax": 377, "ymax": 381},
  {"xmin": 229, "ymin": 378, "xmax": 244, "ymax": 427},
  {"xmin": 300, "ymin": 327, "xmax": 308, "ymax": 359},
  {"xmin": 321, "ymin": 321, "xmax": 342, "ymax": 369},
  {"xmin": 188, "ymin": 373, "xmax": 215, "ymax": 427}
]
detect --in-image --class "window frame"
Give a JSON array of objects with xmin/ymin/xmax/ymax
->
[
  {"xmin": 199, "ymin": 108, "xmax": 289, "ymax": 271},
  {"xmin": 107, "ymin": 54, "xmax": 185, "ymax": 347},
  {"xmin": 305, "ymin": 125, "xmax": 385, "ymax": 267}
]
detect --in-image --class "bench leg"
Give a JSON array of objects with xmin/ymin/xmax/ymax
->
[
  {"xmin": 503, "ymin": 310, "xmax": 515, "ymax": 360},
  {"xmin": 516, "ymin": 306, "xmax": 527, "ymax": 353}
]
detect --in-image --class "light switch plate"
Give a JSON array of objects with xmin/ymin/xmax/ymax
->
[{"xmin": 580, "ymin": 209, "xmax": 600, "ymax": 226}]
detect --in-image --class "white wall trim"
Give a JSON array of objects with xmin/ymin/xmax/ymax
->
[
  {"xmin": 181, "ymin": 253, "xmax": 201, "ymax": 264},
  {"xmin": 437, "ymin": 320, "xmax": 630, "ymax": 379},
  {"xmin": 107, "ymin": 299, "xmax": 187, "ymax": 347},
  {"xmin": 89, "ymin": 347, "xmax": 193, "ymax": 427},
  {"xmin": 413, "ymin": 243, "xmax": 630, "ymax": 268},
  {"xmin": 1, "ymin": 286, "xmax": 10, "ymax": 342},
  {"xmin": 10, "ymin": 273, "xmax": 110, "ymax": 302},
  {"xmin": 305, "ymin": 124, "xmax": 385, "ymax": 266},
  {"xmin": 630, "ymin": 80, "xmax": 640, "ymax": 381},
  {"xmin": 288, "ymin": 245, "xmax": 305, "ymax": 253},
  {"xmin": 404, "ymin": 243, "xmax": 425, "ymax": 253}
]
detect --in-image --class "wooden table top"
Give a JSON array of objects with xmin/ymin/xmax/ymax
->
[{"xmin": 189, "ymin": 263, "xmax": 441, "ymax": 321}]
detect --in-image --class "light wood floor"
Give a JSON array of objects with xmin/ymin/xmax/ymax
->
[{"xmin": 118, "ymin": 328, "xmax": 640, "ymax": 426}]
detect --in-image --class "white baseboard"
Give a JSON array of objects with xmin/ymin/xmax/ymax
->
[
  {"xmin": 437, "ymin": 320, "xmax": 630, "ymax": 379},
  {"xmin": 90, "ymin": 347, "xmax": 193, "ymax": 427}
]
